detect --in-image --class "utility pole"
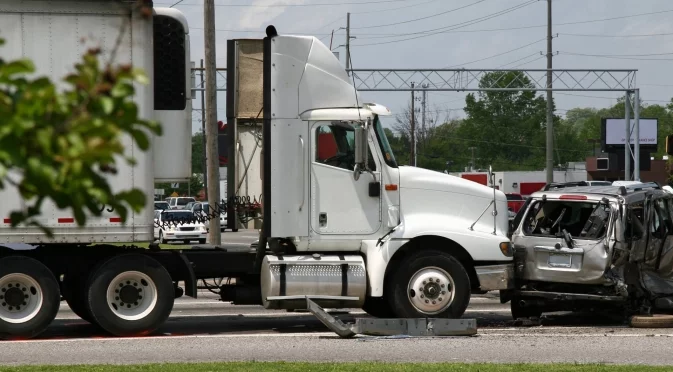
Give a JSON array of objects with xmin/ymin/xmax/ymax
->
[
  {"xmin": 200, "ymin": 59, "xmax": 208, "ymax": 200},
  {"xmin": 410, "ymin": 82, "xmax": 416, "ymax": 166},
  {"xmin": 469, "ymin": 147, "xmax": 477, "ymax": 171},
  {"xmin": 204, "ymin": 0, "xmax": 221, "ymax": 245},
  {"xmin": 421, "ymin": 83, "xmax": 428, "ymax": 149},
  {"xmin": 346, "ymin": 12, "xmax": 351, "ymax": 76},
  {"xmin": 545, "ymin": 0, "xmax": 554, "ymax": 184}
]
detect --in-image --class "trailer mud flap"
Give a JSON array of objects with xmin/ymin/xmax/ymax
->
[{"xmin": 306, "ymin": 299, "xmax": 478, "ymax": 338}]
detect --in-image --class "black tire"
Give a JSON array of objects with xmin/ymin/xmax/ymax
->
[
  {"xmin": 86, "ymin": 254, "xmax": 174, "ymax": 337},
  {"xmin": 62, "ymin": 273, "xmax": 95, "ymax": 324},
  {"xmin": 510, "ymin": 297, "xmax": 542, "ymax": 319},
  {"xmin": 388, "ymin": 250, "xmax": 471, "ymax": 318},
  {"xmin": 198, "ymin": 239, "xmax": 206, "ymax": 244},
  {"xmin": 362, "ymin": 296, "xmax": 396, "ymax": 318},
  {"xmin": 0, "ymin": 256, "xmax": 60, "ymax": 340},
  {"xmin": 183, "ymin": 240, "xmax": 190, "ymax": 244}
]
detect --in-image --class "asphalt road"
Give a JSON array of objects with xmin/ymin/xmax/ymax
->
[{"xmin": 2, "ymin": 231, "xmax": 673, "ymax": 366}]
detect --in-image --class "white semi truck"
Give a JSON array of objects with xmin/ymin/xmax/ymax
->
[{"xmin": 0, "ymin": 1, "xmax": 514, "ymax": 340}]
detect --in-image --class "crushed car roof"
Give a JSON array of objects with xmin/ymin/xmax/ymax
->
[{"xmin": 530, "ymin": 182, "xmax": 669, "ymax": 203}]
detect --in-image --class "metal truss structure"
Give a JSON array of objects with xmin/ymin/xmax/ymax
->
[{"xmin": 190, "ymin": 67, "xmax": 644, "ymax": 181}]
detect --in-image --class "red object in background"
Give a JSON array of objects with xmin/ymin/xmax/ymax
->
[
  {"xmin": 218, "ymin": 121, "xmax": 227, "ymax": 132},
  {"xmin": 317, "ymin": 133, "xmax": 337, "ymax": 160},
  {"xmin": 461, "ymin": 173, "xmax": 488, "ymax": 185},
  {"xmin": 519, "ymin": 182, "xmax": 546, "ymax": 196},
  {"xmin": 506, "ymin": 193, "xmax": 525, "ymax": 213},
  {"xmin": 219, "ymin": 155, "xmax": 228, "ymax": 166}
]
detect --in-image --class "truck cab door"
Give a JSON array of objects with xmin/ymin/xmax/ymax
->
[{"xmin": 309, "ymin": 121, "xmax": 382, "ymax": 235}]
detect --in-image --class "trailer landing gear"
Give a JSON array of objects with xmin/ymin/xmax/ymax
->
[{"xmin": 306, "ymin": 298, "xmax": 477, "ymax": 338}]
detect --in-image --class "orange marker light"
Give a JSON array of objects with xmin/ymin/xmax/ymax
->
[{"xmin": 385, "ymin": 184, "xmax": 398, "ymax": 191}]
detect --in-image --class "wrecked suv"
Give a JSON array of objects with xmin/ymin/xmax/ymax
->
[{"xmin": 503, "ymin": 182, "xmax": 673, "ymax": 320}]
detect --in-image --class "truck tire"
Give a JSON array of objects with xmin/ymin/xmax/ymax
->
[
  {"xmin": 0, "ymin": 256, "xmax": 60, "ymax": 340},
  {"xmin": 362, "ymin": 296, "xmax": 396, "ymax": 318},
  {"xmin": 388, "ymin": 250, "xmax": 471, "ymax": 318},
  {"xmin": 86, "ymin": 254, "xmax": 174, "ymax": 337}
]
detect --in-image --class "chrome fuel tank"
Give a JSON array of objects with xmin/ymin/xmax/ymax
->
[{"xmin": 260, "ymin": 254, "xmax": 367, "ymax": 310}]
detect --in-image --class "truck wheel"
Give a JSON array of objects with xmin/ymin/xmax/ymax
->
[
  {"xmin": 0, "ymin": 256, "xmax": 60, "ymax": 340},
  {"xmin": 86, "ymin": 254, "xmax": 174, "ymax": 337},
  {"xmin": 388, "ymin": 250, "xmax": 470, "ymax": 318},
  {"xmin": 198, "ymin": 239, "xmax": 206, "ymax": 244},
  {"xmin": 362, "ymin": 296, "xmax": 396, "ymax": 318}
]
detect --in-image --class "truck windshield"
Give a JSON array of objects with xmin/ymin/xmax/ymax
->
[{"xmin": 373, "ymin": 116, "xmax": 398, "ymax": 168}]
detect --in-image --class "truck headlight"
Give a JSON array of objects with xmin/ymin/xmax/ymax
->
[{"xmin": 499, "ymin": 242, "xmax": 513, "ymax": 257}]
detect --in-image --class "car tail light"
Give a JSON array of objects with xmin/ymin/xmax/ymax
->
[{"xmin": 559, "ymin": 195, "xmax": 587, "ymax": 200}]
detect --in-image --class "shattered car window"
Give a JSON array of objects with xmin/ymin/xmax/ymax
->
[{"xmin": 522, "ymin": 200, "xmax": 610, "ymax": 239}]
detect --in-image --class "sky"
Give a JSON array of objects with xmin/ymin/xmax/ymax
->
[{"xmin": 151, "ymin": 0, "xmax": 673, "ymax": 134}]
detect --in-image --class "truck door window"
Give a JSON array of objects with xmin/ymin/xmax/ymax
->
[{"xmin": 315, "ymin": 124, "xmax": 376, "ymax": 171}]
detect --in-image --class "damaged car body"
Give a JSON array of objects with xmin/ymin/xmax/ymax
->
[{"xmin": 502, "ymin": 182, "xmax": 673, "ymax": 319}]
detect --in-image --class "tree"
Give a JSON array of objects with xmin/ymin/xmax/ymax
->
[
  {"xmin": 0, "ymin": 0, "xmax": 157, "ymax": 234},
  {"xmin": 458, "ymin": 71, "xmax": 555, "ymax": 170}
]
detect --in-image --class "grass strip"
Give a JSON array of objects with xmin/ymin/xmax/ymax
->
[{"xmin": 0, "ymin": 362, "xmax": 669, "ymax": 372}]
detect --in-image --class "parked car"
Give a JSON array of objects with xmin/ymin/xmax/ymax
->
[
  {"xmin": 166, "ymin": 196, "xmax": 196, "ymax": 210},
  {"xmin": 189, "ymin": 201, "xmax": 227, "ymax": 231},
  {"xmin": 154, "ymin": 201, "xmax": 169, "ymax": 210},
  {"xmin": 505, "ymin": 181, "xmax": 673, "ymax": 323},
  {"xmin": 153, "ymin": 210, "xmax": 207, "ymax": 244}
]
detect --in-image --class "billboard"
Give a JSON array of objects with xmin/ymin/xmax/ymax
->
[{"xmin": 601, "ymin": 118, "xmax": 658, "ymax": 152}]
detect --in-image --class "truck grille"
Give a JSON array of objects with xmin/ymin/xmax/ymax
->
[{"xmin": 179, "ymin": 227, "xmax": 195, "ymax": 231}]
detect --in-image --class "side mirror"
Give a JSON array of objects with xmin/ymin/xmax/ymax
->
[{"xmin": 353, "ymin": 120, "xmax": 369, "ymax": 181}]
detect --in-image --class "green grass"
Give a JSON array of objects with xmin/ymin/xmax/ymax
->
[
  {"xmin": 0, "ymin": 363, "xmax": 669, "ymax": 372},
  {"xmin": 106, "ymin": 242, "xmax": 190, "ymax": 250}
]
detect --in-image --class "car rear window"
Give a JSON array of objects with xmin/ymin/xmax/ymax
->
[
  {"xmin": 177, "ymin": 197, "xmax": 195, "ymax": 206},
  {"xmin": 522, "ymin": 200, "xmax": 610, "ymax": 239}
]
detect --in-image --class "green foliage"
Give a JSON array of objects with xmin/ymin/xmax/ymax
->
[
  {"xmin": 0, "ymin": 38, "xmax": 161, "ymax": 234},
  {"xmin": 386, "ymin": 71, "xmax": 673, "ymax": 178}
]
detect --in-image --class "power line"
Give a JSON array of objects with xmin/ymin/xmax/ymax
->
[
  {"xmin": 560, "ymin": 32, "xmax": 673, "ymax": 38},
  {"xmin": 354, "ymin": 8, "xmax": 673, "ymax": 40},
  {"xmin": 444, "ymin": 37, "xmax": 546, "ymax": 68},
  {"xmin": 351, "ymin": 0, "xmax": 487, "ymax": 29},
  {"xmin": 560, "ymin": 51, "xmax": 673, "ymax": 61},
  {"xmin": 352, "ymin": 0, "xmax": 439, "ymax": 14},
  {"xmin": 351, "ymin": 0, "xmax": 537, "ymax": 47},
  {"xmin": 156, "ymin": 0, "xmax": 415, "ymax": 7}
]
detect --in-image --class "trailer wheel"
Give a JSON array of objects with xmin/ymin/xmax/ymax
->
[
  {"xmin": 86, "ymin": 254, "xmax": 174, "ymax": 337},
  {"xmin": 0, "ymin": 256, "xmax": 60, "ymax": 340},
  {"xmin": 388, "ymin": 250, "xmax": 470, "ymax": 318}
]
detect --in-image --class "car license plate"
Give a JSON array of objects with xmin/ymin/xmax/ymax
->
[{"xmin": 548, "ymin": 253, "xmax": 572, "ymax": 268}]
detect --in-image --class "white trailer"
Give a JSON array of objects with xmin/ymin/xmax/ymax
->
[{"xmin": 0, "ymin": 5, "xmax": 514, "ymax": 340}]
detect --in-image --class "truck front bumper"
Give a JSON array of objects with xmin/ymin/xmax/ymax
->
[{"xmin": 475, "ymin": 264, "xmax": 514, "ymax": 291}]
